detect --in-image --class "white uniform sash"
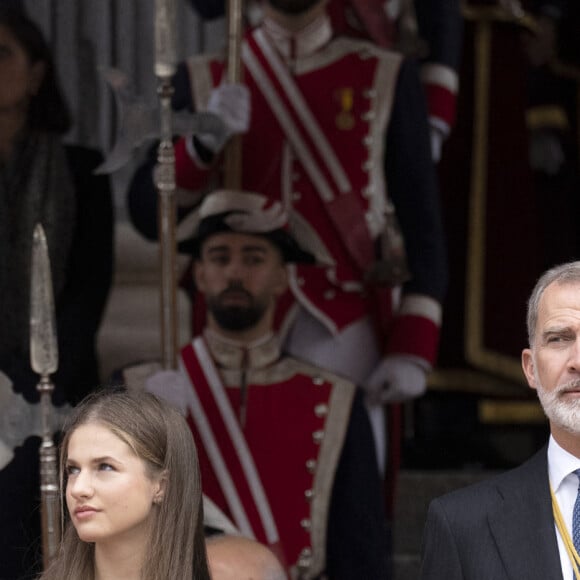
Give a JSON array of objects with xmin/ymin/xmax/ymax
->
[
  {"xmin": 242, "ymin": 30, "xmax": 376, "ymax": 270},
  {"xmin": 180, "ymin": 337, "xmax": 279, "ymax": 545}
]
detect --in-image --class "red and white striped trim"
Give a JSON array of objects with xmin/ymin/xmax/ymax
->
[
  {"xmin": 180, "ymin": 339, "xmax": 279, "ymax": 544},
  {"xmin": 242, "ymin": 40, "xmax": 336, "ymax": 204},
  {"xmin": 252, "ymin": 28, "xmax": 351, "ymax": 195}
]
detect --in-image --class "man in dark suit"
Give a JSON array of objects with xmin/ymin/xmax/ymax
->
[{"xmin": 421, "ymin": 260, "xmax": 580, "ymax": 580}]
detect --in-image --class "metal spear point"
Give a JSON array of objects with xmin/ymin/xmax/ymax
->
[
  {"xmin": 31, "ymin": 225, "xmax": 58, "ymax": 377},
  {"xmin": 30, "ymin": 223, "xmax": 61, "ymax": 568}
]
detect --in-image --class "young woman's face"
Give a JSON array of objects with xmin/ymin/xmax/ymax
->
[{"xmin": 65, "ymin": 422, "xmax": 164, "ymax": 546}]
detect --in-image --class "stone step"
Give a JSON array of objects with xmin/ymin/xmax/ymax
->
[
  {"xmin": 392, "ymin": 469, "xmax": 498, "ymax": 580},
  {"xmin": 97, "ymin": 221, "xmax": 192, "ymax": 381}
]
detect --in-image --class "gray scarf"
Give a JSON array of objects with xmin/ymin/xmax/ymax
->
[{"xmin": 0, "ymin": 131, "xmax": 76, "ymax": 358}]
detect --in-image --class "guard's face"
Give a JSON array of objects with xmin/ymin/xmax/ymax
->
[
  {"xmin": 0, "ymin": 24, "xmax": 44, "ymax": 114},
  {"xmin": 195, "ymin": 232, "xmax": 287, "ymax": 331},
  {"xmin": 65, "ymin": 422, "xmax": 164, "ymax": 546},
  {"xmin": 522, "ymin": 282, "xmax": 580, "ymax": 436}
]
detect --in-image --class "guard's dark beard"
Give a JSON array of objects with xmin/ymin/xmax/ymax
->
[{"xmin": 207, "ymin": 284, "xmax": 267, "ymax": 331}]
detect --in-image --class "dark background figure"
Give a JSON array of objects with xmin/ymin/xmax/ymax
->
[
  {"xmin": 0, "ymin": 5, "xmax": 113, "ymax": 578},
  {"xmin": 523, "ymin": 0, "xmax": 580, "ymax": 269},
  {"xmin": 409, "ymin": 0, "xmax": 580, "ymax": 471},
  {"xmin": 409, "ymin": 0, "xmax": 545, "ymax": 469}
]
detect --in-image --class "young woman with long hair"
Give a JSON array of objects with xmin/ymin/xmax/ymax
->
[{"xmin": 39, "ymin": 388, "xmax": 210, "ymax": 580}]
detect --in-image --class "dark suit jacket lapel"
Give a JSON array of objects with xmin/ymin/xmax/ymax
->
[{"xmin": 487, "ymin": 448, "xmax": 563, "ymax": 580}]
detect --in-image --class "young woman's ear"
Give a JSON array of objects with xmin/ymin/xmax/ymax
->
[{"xmin": 153, "ymin": 471, "xmax": 168, "ymax": 504}]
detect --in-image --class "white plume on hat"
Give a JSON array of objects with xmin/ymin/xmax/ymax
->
[{"xmin": 177, "ymin": 189, "xmax": 288, "ymax": 242}]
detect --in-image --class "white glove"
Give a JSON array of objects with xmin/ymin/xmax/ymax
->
[
  {"xmin": 428, "ymin": 116, "xmax": 451, "ymax": 164},
  {"xmin": 197, "ymin": 83, "xmax": 251, "ymax": 153},
  {"xmin": 144, "ymin": 369, "xmax": 190, "ymax": 416},
  {"xmin": 429, "ymin": 125, "xmax": 445, "ymax": 164},
  {"xmin": 364, "ymin": 355, "xmax": 428, "ymax": 405},
  {"xmin": 0, "ymin": 439, "xmax": 13, "ymax": 472}
]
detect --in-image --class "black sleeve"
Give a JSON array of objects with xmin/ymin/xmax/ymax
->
[
  {"xmin": 414, "ymin": 0, "xmax": 463, "ymax": 71},
  {"xmin": 326, "ymin": 390, "xmax": 391, "ymax": 579},
  {"xmin": 386, "ymin": 59, "xmax": 448, "ymax": 302}
]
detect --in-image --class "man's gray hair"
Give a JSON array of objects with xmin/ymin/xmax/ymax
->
[{"xmin": 526, "ymin": 261, "xmax": 580, "ymax": 346}]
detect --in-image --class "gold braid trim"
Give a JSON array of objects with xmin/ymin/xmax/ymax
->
[
  {"xmin": 550, "ymin": 484, "xmax": 580, "ymax": 578},
  {"xmin": 526, "ymin": 106, "xmax": 570, "ymax": 132},
  {"xmin": 461, "ymin": 2, "xmax": 540, "ymax": 34}
]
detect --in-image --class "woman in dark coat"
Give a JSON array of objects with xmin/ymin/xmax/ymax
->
[{"xmin": 0, "ymin": 6, "xmax": 114, "ymax": 578}]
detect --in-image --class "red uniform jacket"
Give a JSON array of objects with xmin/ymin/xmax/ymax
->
[{"xmin": 179, "ymin": 331, "xmax": 359, "ymax": 578}]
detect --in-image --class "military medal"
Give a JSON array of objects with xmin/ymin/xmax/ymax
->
[{"xmin": 335, "ymin": 88, "xmax": 355, "ymax": 130}]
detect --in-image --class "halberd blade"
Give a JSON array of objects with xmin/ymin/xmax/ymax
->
[{"xmin": 30, "ymin": 224, "xmax": 58, "ymax": 376}]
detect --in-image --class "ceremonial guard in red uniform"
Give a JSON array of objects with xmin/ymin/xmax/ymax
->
[
  {"xmin": 186, "ymin": 0, "xmax": 463, "ymax": 162},
  {"xmin": 141, "ymin": 190, "xmax": 389, "ymax": 579}
]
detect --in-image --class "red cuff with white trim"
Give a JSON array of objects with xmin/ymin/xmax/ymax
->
[
  {"xmin": 424, "ymin": 83, "xmax": 457, "ymax": 131},
  {"xmin": 385, "ymin": 313, "xmax": 440, "ymax": 366}
]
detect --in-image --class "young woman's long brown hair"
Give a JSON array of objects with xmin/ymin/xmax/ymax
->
[{"xmin": 39, "ymin": 388, "xmax": 210, "ymax": 580}]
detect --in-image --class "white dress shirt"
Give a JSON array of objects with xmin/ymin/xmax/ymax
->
[{"xmin": 548, "ymin": 435, "xmax": 580, "ymax": 580}]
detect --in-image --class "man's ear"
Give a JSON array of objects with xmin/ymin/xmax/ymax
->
[
  {"xmin": 273, "ymin": 263, "xmax": 288, "ymax": 297},
  {"xmin": 522, "ymin": 348, "xmax": 537, "ymax": 391},
  {"xmin": 194, "ymin": 260, "xmax": 206, "ymax": 293}
]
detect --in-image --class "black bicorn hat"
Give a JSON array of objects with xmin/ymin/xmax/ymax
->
[{"xmin": 177, "ymin": 189, "xmax": 316, "ymax": 264}]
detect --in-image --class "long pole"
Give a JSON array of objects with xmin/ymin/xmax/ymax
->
[
  {"xmin": 30, "ymin": 224, "xmax": 60, "ymax": 568},
  {"xmin": 224, "ymin": 0, "xmax": 244, "ymax": 189},
  {"xmin": 154, "ymin": 0, "xmax": 178, "ymax": 369}
]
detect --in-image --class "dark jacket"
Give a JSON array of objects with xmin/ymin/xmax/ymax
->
[{"xmin": 421, "ymin": 447, "xmax": 563, "ymax": 580}]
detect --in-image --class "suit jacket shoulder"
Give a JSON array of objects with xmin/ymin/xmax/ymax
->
[
  {"xmin": 431, "ymin": 447, "xmax": 547, "ymax": 520},
  {"xmin": 421, "ymin": 447, "xmax": 563, "ymax": 580}
]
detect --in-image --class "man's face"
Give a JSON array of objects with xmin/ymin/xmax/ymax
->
[
  {"xmin": 195, "ymin": 232, "xmax": 287, "ymax": 333},
  {"xmin": 266, "ymin": 0, "xmax": 323, "ymax": 16},
  {"xmin": 522, "ymin": 281, "xmax": 580, "ymax": 436}
]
